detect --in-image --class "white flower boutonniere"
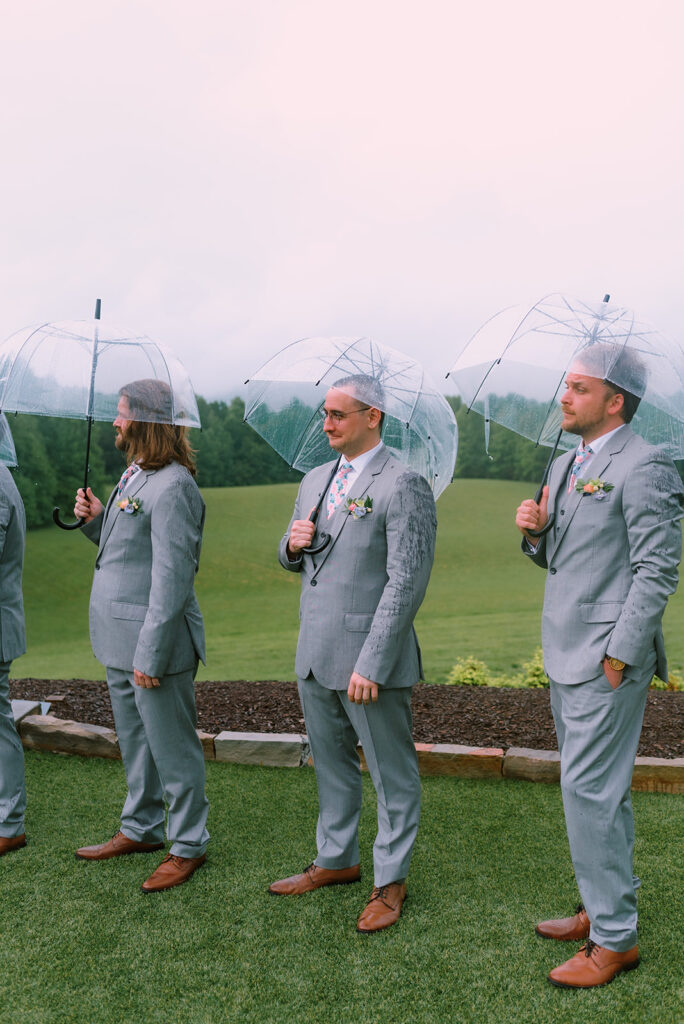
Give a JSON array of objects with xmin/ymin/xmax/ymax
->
[
  {"xmin": 575, "ymin": 478, "xmax": 613, "ymax": 501},
  {"xmin": 117, "ymin": 496, "xmax": 143, "ymax": 516},
  {"xmin": 345, "ymin": 495, "xmax": 373, "ymax": 518}
]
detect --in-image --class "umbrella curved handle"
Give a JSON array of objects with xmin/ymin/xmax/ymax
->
[
  {"xmin": 299, "ymin": 456, "xmax": 340, "ymax": 555},
  {"xmin": 526, "ymin": 513, "xmax": 556, "ymax": 539},
  {"xmin": 52, "ymin": 507, "xmax": 86, "ymax": 531},
  {"xmin": 302, "ymin": 532, "xmax": 331, "ymax": 555}
]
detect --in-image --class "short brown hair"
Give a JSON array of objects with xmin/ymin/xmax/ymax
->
[
  {"xmin": 119, "ymin": 379, "xmax": 197, "ymax": 476},
  {"xmin": 574, "ymin": 343, "xmax": 646, "ymax": 424}
]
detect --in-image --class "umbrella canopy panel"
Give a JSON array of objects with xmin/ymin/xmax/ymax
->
[
  {"xmin": 0, "ymin": 319, "xmax": 201, "ymax": 427},
  {"xmin": 0, "ymin": 413, "xmax": 17, "ymax": 468},
  {"xmin": 246, "ymin": 336, "xmax": 458, "ymax": 498},
  {"xmin": 448, "ymin": 294, "xmax": 684, "ymax": 458}
]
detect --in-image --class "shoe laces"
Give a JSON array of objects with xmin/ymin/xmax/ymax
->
[
  {"xmin": 368, "ymin": 885, "xmax": 392, "ymax": 907},
  {"xmin": 303, "ymin": 862, "xmax": 317, "ymax": 878},
  {"xmin": 584, "ymin": 939, "xmax": 598, "ymax": 959},
  {"xmin": 574, "ymin": 902, "xmax": 586, "ymax": 916},
  {"xmin": 161, "ymin": 854, "xmax": 186, "ymax": 868}
]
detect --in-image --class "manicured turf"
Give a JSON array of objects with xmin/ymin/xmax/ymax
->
[
  {"xmin": 15, "ymin": 479, "xmax": 684, "ymax": 683},
  {"xmin": 2, "ymin": 751, "xmax": 681, "ymax": 1024}
]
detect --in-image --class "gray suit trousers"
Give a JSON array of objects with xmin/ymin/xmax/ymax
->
[
  {"xmin": 298, "ymin": 676, "xmax": 420, "ymax": 886},
  {"xmin": 0, "ymin": 661, "xmax": 25, "ymax": 836},
  {"xmin": 107, "ymin": 667, "xmax": 209, "ymax": 858},
  {"xmin": 549, "ymin": 653, "xmax": 655, "ymax": 951}
]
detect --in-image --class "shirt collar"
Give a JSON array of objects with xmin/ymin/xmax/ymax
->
[
  {"xmin": 578, "ymin": 424, "xmax": 624, "ymax": 456},
  {"xmin": 342, "ymin": 441, "xmax": 384, "ymax": 476}
]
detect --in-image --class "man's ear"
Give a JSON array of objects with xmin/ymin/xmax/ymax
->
[
  {"xmin": 367, "ymin": 406, "xmax": 382, "ymax": 429},
  {"xmin": 608, "ymin": 391, "xmax": 625, "ymax": 417}
]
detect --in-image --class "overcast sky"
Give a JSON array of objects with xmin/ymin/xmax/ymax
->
[{"xmin": 2, "ymin": 0, "xmax": 682, "ymax": 402}]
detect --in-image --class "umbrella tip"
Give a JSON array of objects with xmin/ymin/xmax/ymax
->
[
  {"xmin": 94, "ymin": 298, "xmax": 101, "ymax": 319},
  {"xmin": 603, "ymin": 294, "xmax": 610, "ymax": 303}
]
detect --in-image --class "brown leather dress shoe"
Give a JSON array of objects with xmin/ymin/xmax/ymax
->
[
  {"xmin": 268, "ymin": 862, "xmax": 361, "ymax": 895},
  {"xmin": 536, "ymin": 903, "xmax": 591, "ymax": 941},
  {"xmin": 0, "ymin": 834, "xmax": 26, "ymax": 857},
  {"xmin": 548, "ymin": 940, "xmax": 640, "ymax": 988},
  {"xmin": 356, "ymin": 882, "xmax": 407, "ymax": 933},
  {"xmin": 141, "ymin": 853, "xmax": 207, "ymax": 892},
  {"xmin": 75, "ymin": 831, "xmax": 164, "ymax": 860}
]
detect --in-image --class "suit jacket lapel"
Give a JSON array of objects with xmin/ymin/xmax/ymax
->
[
  {"xmin": 311, "ymin": 449, "xmax": 390, "ymax": 576},
  {"xmin": 549, "ymin": 425, "xmax": 632, "ymax": 555},
  {"xmin": 98, "ymin": 469, "xmax": 151, "ymax": 554}
]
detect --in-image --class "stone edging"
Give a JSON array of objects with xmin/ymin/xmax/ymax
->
[{"xmin": 12, "ymin": 705, "xmax": 684, "ymax": 794}]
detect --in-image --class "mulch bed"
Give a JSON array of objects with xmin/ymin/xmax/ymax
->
[{"xmin": 9, "ymin": 678, "xmax": 684, "ymax": 758}]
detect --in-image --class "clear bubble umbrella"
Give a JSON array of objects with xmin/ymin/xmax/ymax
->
[
  {"xmin": 245, "ymin": 335, "xmax": 458, "ymax": 551},
  {"xmin": 0, "ymin": 414, "xmax": 17, "ymax": 468},
  {"xmin": 447, "ymin": 292, "xmax": 684, "ymax": 534},
  {"xmin": 0, "ymin": 299, "xmax": 201, "ymax": 530}
]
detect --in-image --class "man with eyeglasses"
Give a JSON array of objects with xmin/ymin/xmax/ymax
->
[{"xmin": 269, "ymin": 374, "xmax": 437, "ymax": 934}]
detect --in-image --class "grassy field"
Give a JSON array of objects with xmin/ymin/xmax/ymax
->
[
  {"xmin": 3, "ymin": 750, "xmax": 682, "ymax": 1024},
  {"xmin": 13, "ymin": 479, "xmax": 684, "ymax": 682}
]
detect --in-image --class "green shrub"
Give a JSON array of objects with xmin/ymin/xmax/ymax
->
[
  {"xmin": 446, "ymin": 648, "xmax": 683, "ymax": 691},
  {"xmin": 517, "ymin": 647, "xmax": 549, "ymax": 688},
  {"xmin": 446, "ymin": 648, "xmax": 549, "ymax": 689},
  {"xmin": 445, "ymin": 656, "xmax": 495, "ymax": 687},
  {"xmin": 650, "ymin": 669, "xmax": 684, "ymax": 692}
]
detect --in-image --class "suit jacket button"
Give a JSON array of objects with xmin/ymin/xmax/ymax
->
[
  {"xmin": 560, "ymin": 509, "xmax": 565, "ymax": 515},
  {"xmin": 549, "ymin": 568, "xmax": 557, "ymax": 575},
  {"xmin": 310, "ymin": 579, "xmax": 318, "ymax": 587}
]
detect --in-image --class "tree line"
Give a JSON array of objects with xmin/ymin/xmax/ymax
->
[{"xmin": 6, "ymin": 394, "xmax": 681, "ymax": 529}]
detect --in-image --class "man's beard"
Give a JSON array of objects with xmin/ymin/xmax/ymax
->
[{"xmin": 115, "ymin": 429, "xmax": 128, "ymax": 452}]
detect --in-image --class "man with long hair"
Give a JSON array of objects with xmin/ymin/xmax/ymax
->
[{"xmin": 73, "ymin": 379, "xmax": 209, "ymax": 892}]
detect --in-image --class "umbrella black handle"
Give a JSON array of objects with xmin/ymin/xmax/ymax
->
[
  {"xmin": 526, "ymin": 514, "xmax": 555, "ymax": 539},
  {"xmin": 52, "ymin": 507, "xmax": 86, "ymax": 531},
  {"xmin": 302, "ymin": 532, "xmax": 331, "ymax": 555}
]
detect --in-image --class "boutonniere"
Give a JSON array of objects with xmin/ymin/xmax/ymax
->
[
  {"xmin": 345, "ymin": 495, "xmax": 373, "ymax": 518},
  {"xmin": 575, "ymin": 478, "xmax": 614, "ymax": 500},
  {"xmin": 117, "ymin": 496, "xmax": 143, "ymax": 516}
]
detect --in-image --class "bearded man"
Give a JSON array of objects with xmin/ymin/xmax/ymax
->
[
  {"xmin": 73, "ymin": 379, "xmax": 209, "ymax": 892},
  {"xmin": 515, "ymin": 345, "xmax": 683, "ymax": 988}
]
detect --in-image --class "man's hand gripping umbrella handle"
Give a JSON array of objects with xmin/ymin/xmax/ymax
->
[
  {"xmin": 301, "ymin": 457, "xmax": 342, "ymax": 555},
  {"xmin": 525, "ymin": 428, "xmax": 561, "ymax": 538}
]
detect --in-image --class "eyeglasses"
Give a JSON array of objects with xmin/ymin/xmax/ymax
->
[{"xmin": 318, "ymin": 405, "xmax": 370, "ymax": 424}]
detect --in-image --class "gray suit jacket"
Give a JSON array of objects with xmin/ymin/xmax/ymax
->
[
  {"xmin": 0, "ymin": 465, "xmax": 26, "ymax": 664},
  {"xmin": 83, "ymin": 461, "xmax": 206, "ymax": 676},
  {"xmin": 279, "ymin": 446, "xmax": 437, "ymax": 690},
  {"xmin": 525, "ymin": 425, "xmax": 683, "ymax": 684}
]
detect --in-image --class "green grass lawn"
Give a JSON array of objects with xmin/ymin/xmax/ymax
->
[
  {"xmin": 13, "ymin": 479, "xmax": 684, "ymax": 682},
  {"xmin": 3, "ymin": 751, "xmax": 681, "ymax": 1024}
]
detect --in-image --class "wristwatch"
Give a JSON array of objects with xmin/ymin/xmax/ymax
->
[{"xmin": 606, "ymin": 657, "xmax": 626, "ymax": 671}]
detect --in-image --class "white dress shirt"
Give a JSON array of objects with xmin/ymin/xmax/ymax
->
[{"xmin": 329, "ymin": 441, "xmax": 383, "ymax": 506}]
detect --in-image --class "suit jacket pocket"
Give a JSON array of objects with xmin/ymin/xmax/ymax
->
[
  {"xmin": 344, "ymin": 612, "xmax": 374, "ymax": 632},
  {"xmin": 580, "ymin": 602, "xmax": 623, "ymax": 623},
  {"xmin": 110, "ymin": 600, "xmax": 147, "ymax": 621}
]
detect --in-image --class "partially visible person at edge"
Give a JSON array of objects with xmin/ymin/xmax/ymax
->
[
  {"xmin": 73, "ymin": 378, "xmax": 209, "ymax": 892},
  {"xmin": 0, "ymin": 460, "xmax": 28, "ymax": 859},
  {"xmin": 515, "ymin": 343, "xmax": 683, "ymax": 989},
  {"xmin": 268, "ymin": 374, "xmax": 437, "ymax": 933}
]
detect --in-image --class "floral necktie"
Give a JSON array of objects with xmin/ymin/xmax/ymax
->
[
  {"xmin": 568, "ymin": 445, "xmax": 593, "ymax": 493},
  {"xmin": 117, "ymin": 464, "xmax": 140, "ymax": 497},
  {"xmin": 326, "ymin": 460, "xmax": 353, "ymax": 518}
]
